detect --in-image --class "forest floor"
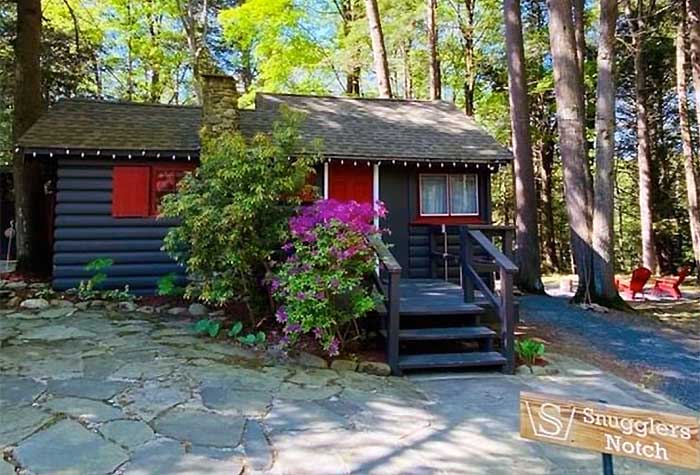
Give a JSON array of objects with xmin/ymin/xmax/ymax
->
[
  {"xmin": 541, "ymin": 274, "xmax": 700, "ymax": 334},
  {"xmin": 520, "ymin": 282, "xmax": 700, "ymax": 411}
]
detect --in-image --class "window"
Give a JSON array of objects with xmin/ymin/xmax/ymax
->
[
  {"xmin": 419, "ymin": 174, "xmax": 478, "ymax": 217},
  {"xmin": 112, "ymin": 164, "xmax": 194, "ymax": 218},
  {"xmin": 150, "ymin": 167, "xmax": 192, "ymax": 216}
]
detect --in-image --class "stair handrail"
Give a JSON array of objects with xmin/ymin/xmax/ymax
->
[
  {"xmin": 458, "ymin": 227, "xmax": 518, "ymax": 374},
  {"xmin": 368, "ymin": 235, "xmax": 401, "ymax": 375}
]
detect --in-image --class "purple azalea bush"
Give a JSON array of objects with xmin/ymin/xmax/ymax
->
[{"xmin": 271, "ymin": 199, "xmax": 387, "ymax": 356}]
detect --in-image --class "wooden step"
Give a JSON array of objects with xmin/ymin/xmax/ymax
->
[
  {"xmin": 380, "ymin": 326, "xmax": 495, "ymax": 341},
  {"xmin": 398, "ymin": 351, "xmax": 506, "ymax": 370},
  {"xmin": 375, "ymin": 302, "xmax": 484, "ymax": 317}
]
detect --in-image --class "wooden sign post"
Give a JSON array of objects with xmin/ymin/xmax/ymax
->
[{"xmin": 520, "ymin": 392, "xmax": 700, "ymax": 472}]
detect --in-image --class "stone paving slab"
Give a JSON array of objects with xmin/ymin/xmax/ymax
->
[
  {"xmin": 13, "ymin": 419, "xmax": 129, "ymax": 475},
  {"xmin": 46, "ymin": 377, "xmax": 128, "ymax": 400},
  {"xmin": 1, "ymin": 303, "xmax": 697, "ymax": 475},
  {"xmin": 152, "ymin": 408, "xmax": 246, "ymax": 447}
]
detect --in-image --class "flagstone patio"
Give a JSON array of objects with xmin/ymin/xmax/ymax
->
[{"xmin": 0, "ymin": 305, "xmax": 696, "ymax": 475}]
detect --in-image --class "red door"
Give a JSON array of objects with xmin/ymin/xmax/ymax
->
[{"xmin": 328, "ymin": 162, "xmax": 373, "ymax": 203}]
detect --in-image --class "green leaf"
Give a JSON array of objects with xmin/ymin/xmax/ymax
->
[
  {"xmin": 255, "ymin": 331, "xmax": 266, "ymax": 344},
  {"xmin": 228, "ymin": 321, "xmax": 243, "ymax": 337},
  {"xmin": 194, "ymin": 319, "xmax": 211, "ymax": 334},
  {"xmin": 237, "ymin": 334, "xmax": 257, "ymax": 345},
  {"xmin": 208, "ymin": 321, "xmax": 221, "ymax": 337}
]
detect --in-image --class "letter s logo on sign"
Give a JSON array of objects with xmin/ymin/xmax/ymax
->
[{"xmin": 526, "ymin": 402, "xmax": 576, "ymax": 442}]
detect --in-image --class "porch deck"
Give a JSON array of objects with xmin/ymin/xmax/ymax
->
[{"xmin": 395, "ymin": 278, "xmax": 485, "ymax": 316}]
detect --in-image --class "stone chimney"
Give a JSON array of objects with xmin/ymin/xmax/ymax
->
[{"xmin": 200, "ymin": 74, "xmax": 239, "ymax": 138}]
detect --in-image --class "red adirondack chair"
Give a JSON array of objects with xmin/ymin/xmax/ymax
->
[
  {"xmin": 652, "ymin": 266, "xmax": 691, "ymax": 299},
  {"xmin": 615, "ymin": 267, "xmax": 652, "ymax": 300}
]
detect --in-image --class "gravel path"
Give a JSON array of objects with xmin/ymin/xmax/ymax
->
[{"xmin": 520, "ymin": 294, "xmax": 700, "ymax": 410}]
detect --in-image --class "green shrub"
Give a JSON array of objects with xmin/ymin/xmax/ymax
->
[
  {"xmin": 515, "ymin": 338, "xmax": 545, "ymax": 372},
  {"xmin": 156, "ymin": 273, "xmax": 184, "ymax": 296},
  {"xmin": 76, "ymin": 258, "xmax": 130, "ymax": 301},
  {"xmin": 160, "ymin": 107, "xmax": 319, "ymax": 317}
]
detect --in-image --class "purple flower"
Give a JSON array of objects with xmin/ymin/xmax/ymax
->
[
  {"xmin": 327, "ymin": 337, "xmax": 340, "ymax": 357},
  {"xmin": 270, "ymin": 278, "xmax": 281, "ymax": 293},
  {"xmin": 314, "ymin": 291, "xmax": 325, "ymax": 300},
  {"xmin": 275, "ymin": 307, "xmax": 288, "ymax": 323},
  {"xmin": 284, "ymin": 323, "xmax": 302, "ymax": 335},
  {"xmin": 296, "ymin": 291, "xmax": 306, "ymax": 300},
  {"xmin": 313, "ymin": 327, "xmax": 323, "ymax": 339}
]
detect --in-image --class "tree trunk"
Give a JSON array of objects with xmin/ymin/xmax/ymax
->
[
  {"xmin": 538, "ymin": 135, "xmax": 561, "ymax": 271},
  {"xmin": 364, "ymin": 0, "xmax": 392, "ymax": 98},
  {"xmin": 677, "ymin": 12, "xmax": 700, "ymax": 278},
  {"xmin": 426, "ymin": 0, "xmax": 441, "ymax": 99},
  {"xmin": 402, "ymin": 41, "xmax": 413, "ymax": 99},
  {"xmin": 462, "ymin": 0, "xmax": 475, "ymax": 115},
  {"xmin": 341, "ymin": 0, "xmax": 361, "ymax": 95},
  {"xmin": 504, "ymin": 0, "xmax": 543, "ymax": 293},
  {"xmin": 572, "ymin": 0, "xmax": 586, "ymax": 80},
  {"xmin": 688, "ymin": 0, "xmax": 700, "ymax": 129},
  {"xmin": 547, "ymin": 0, "xmax": 594, "ymax": 301},
  {"xmin": 592, "ymin": 0, "xmax": 620, "ymax": 302},
  {"xmin": 630, "ymin": 0, "xmax": 658, "ymax": 272},
  {"xmin": 13, "ymin": 0, "xmax": 49, "ymax": 274}
]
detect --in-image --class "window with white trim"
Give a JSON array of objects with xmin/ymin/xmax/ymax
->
[{"xmin": 419, "ymin": 174, "xmax": 479, "ymax": 216}]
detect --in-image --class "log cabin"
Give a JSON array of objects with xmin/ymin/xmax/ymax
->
[{"xmin": 16, "ymin": 74, "xmax": 518, "ymax": 374}]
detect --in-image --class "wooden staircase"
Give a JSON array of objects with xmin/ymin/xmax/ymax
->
[
  {"xmin": 370, "ymin": 226, "xmax": 517, "ymax": 376},
  {"xmin": 376, "ymin": 280, "xmax": 507, "ymax": 372}
]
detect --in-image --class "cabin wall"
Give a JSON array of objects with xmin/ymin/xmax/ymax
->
[
  {"xmin": 52, "ymin": 158, "xmax": 187, "ymax": 295},
  {"xmin": 378, "ymin": 163, "xmax": 493, "ymax": 278}
]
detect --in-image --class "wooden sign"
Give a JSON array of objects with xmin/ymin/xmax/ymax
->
[{"xmin": 520, "ymin": 391, "xmax": 700, "ymax": 470}]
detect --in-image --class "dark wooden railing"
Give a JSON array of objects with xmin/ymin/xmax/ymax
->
[
  {"xmin": 368, "ymin": 235, "xmax": 402, "ymax": 375},
  {"xmin": 427, "ymin": 225, "xmax": 518, "ymax": 373},
  {"xmin": 459, "ymin": 228, "xmax": 518, "ymax": 373}
]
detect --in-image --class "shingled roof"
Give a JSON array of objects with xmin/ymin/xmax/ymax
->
[
  {"xmin": 17, "ymin": 99, "xmax": 201, "ymax": 152},
  {"xmin": 18, "ymin": 94, "xmax": 511, "ymax": 162}
]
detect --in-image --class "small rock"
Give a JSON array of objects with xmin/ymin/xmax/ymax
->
[
  {"xmin": 579, "ymin": 303, "xmax": 609, "ymax": 314},
  {"xmin": 167, "ymin": 307, "xmax": 188, "ymax": 316},
  {"xmin": 75, "ymin": 301, "xmax": 90, "ymax": 310},
  {"xmin": 118, "ymin": 301, "xmax": 137, "ymax": 312},
  {"xmin": 515, "ymin": 364, "xmax": 559, "ymax": 376},
  {"xmin": 90, "ymin": 300, "xmax": 106, "ymax": 309},
  {"xmin": 20, "ymin": 298, "xmax": 49, "ymax": 310},
  {"xmin": 50, "ymin": 299, "xmax": 75, "ymax": 308},
  {"xmin": 208, "ymin": 310, "xmax": 225, "ymax": 317},
  {"xmin": 137, "ymin": 305, "xmax": 156, "ymax": 313},
  {"xmin": 5, "ymin": 281, "xmax": 27, "ymax": 290},
  {"xmin": 0, "ymin": 289, "xmax": 14, "ymax": 300},
  {"xmin": 7, "ymin": 296, "xmax": 20, "ymax": 307},
  {"xmin": 28, "ymin": 282, "xmax": 48, "ymax": 290},
  {"xmin": 155, "ymin": 304, "xmax": 171, "ymax": 313},
  {"xmin": 295, "ymin": 351, "xmax": 328, "ymax": 369},
  {"xmin": 188, "ymin": 303, "xmax": 208, "ymax": 316},
  {"xmin": 330, "ymin": 359, "xmax": 358, "ymax": 372},
  {"xmin": 37, "ymin": 307, "xmax": 76, "ymax": 319},
  {"xmin": 357, "ymin": 361, "xmax": 391, "ymax": 376}
]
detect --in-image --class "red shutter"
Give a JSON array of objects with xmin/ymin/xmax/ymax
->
[{"xmin": 112, "ymin": 166, "xmax": 150, "ymax": 217}]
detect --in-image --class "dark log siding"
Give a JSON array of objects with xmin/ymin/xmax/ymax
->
[
  {"xmin": 379, "ymin": 164, "xmax": 492, "ymax": 278},
  {"xmin": 52, "ymin": 159, "xmax": 187, "ymax": 294}
]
